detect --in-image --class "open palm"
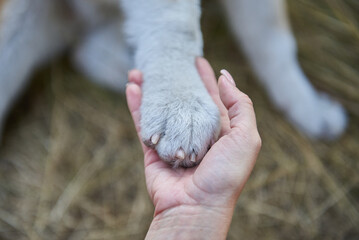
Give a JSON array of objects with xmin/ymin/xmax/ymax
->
[{"xmin": 126, "ymin": 58, "xmax": 261, "ymax": 216}]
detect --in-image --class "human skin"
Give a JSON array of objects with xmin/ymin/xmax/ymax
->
[{"xmin": 126, "ymin": 58, "xmax": 262, "ymax": 240}]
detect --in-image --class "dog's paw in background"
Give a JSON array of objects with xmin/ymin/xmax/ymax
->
[
  {"xmin": 286, "ymin": 92, "xmax": 347, "ymax": 140},
  {"xmin": 223, "ymin": 0, "xmax": 348, "ymax": 140},
  {"xmin": 141, "ymin": 88, "xmax": 220, "ymax": 168}
]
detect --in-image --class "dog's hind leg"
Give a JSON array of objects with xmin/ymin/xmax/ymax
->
[
  {"xmin": 223, "ymin": 0, "xmax": 347, "ymax": 139},
  {"xmin": 0, "ymin": 0, "xmax": 76, "ymax": 139}
]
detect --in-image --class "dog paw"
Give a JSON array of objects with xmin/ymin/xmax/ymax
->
[
  {"xmin": 287, "ymin": 93, "xmax": 347, "ymax": 140},
  {"xmin": 140, "ymin": 90, "xmax": 220, "ymax": 168}
]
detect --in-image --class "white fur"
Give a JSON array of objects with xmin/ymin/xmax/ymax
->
[
  {"xmin": 73, "ymin": 22, "xmax": 132, "ymax": 91},
  {"xmin": 0, "ymin": 0, "xmax": 348, "ymax": 165},
  {"xmin": 120, "ymin": 0, "xmax": 219, "ymax": 167},
  {"xmin": 223, "ymin": 0, "xmax": 347, "ymax": 138},
  {"xmin": 0, "ymin": 0, "xmax": 77, "ymax": 139}
]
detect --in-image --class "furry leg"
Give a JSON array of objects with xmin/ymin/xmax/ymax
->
[
  {"xmin": 223, "ymin": 0, "xmax": 347, "ymax": 139},
  {"xmin": 120, "ymin": 0, "xmax": 220, "ymax": 167},
  {"xmin": 73, "ymin": 22, "xmax": 132, "ymax": 92},
  {"xmin": 0, "ymin": 0, "xmax": 76, "ymax": 139}
]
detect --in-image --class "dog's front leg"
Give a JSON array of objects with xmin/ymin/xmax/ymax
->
[
  {"xmin": 223, "ymin": 0, "xmax": 347, "ymax": 139},
  {"xmin": 120, "ymin": 0, "xmax": 220, "ymax": 167}
]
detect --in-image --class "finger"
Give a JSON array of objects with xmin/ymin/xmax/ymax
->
[
  {"xmin": 218, "ymin": 73, "xmax": 258, "ymax": 131},
  {"xmin": 126, "ymin": 83, "xmax": 141, "ymax": 133},
  {"xmin": 195, "ymin": 58, "xmax": 230, "ymax": 134},
  {"xmin": 127, "ymin": 71, "xmax": 168, "ymax": 171},
  {"xmin": 196, "ymin": 58, "xmax": 227, "ymax": 115},
  {"xmin": 126, "ymin": 80, "xmax": 148, "ymax": 152},
  {"xmin": 128, "ymin": 69, "xmax": 143, "ymax": 86},
  {"xmin": 196, "ymin": 58, "xmax": 219, "ymax": 95}
]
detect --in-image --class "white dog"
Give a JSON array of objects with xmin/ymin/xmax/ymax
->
[{"xmin": 0, "ymin": 0, "xmax": 347, "ymax": 167}]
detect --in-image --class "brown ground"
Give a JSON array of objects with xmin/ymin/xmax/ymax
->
[{"xmin": 0, "ymin": 0, "xmax": 358, "ymax": 239}]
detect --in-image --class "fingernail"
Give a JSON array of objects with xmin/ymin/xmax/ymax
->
[
  {"xmin": 220, "ymin": 69, "xmax": 236, "ymax": 86},
  {"xmin": 126, "ymin": 82, "xmax": 135, "ymax": 88}
]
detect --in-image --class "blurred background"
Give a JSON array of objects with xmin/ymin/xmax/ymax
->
[{"xmin": 0, "ymin": 0, "xmax": 358, "ymax": 239}]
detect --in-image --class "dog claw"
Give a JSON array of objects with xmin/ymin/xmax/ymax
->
[
  {"xmin": 176, "ymin": 149, "xmax": 185, "ymax": 160},
  {"xmin": 190, "ymin": 153, "xmax": 196, "ymax": 163},
  {"xmin": 151, "ymin": 134, "xmax": 160, "ymax": 145}
]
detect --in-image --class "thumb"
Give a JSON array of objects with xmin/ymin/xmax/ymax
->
[{"xmin": 218, "ymin": 70, "xmax": 258, "ymax": 131}]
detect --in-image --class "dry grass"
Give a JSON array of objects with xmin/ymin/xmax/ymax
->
[{"xmin": 0, "ymin": 0, "xmax": 358, "ymax": 239}]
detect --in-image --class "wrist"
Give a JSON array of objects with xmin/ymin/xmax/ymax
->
[{"xmin": 146, "ymin": 205, "xmax": 235, "ymax": 240}]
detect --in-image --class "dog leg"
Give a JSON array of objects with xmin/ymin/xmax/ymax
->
[
  {"xmin": 120, "ymin": 0, "xmax": 220, "ymax": 167},
  {"xmin": 0, "ymin": 0, "xmax": 76, "ymax": 140},
  {"xmin": 73, "ymin": 22, "xmax": 132, "ymax": 92},
  {"xmin": 223, "ymin": 0, "xmax": 347, "ymax": 139}
]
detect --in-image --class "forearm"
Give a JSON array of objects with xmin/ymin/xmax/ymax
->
[{"xmin": 145, "ymin": 205, "xmax": 235, "ymax": 240}]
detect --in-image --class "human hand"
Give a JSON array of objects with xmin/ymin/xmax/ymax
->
[{"xmin": 126, "ymin": 58, "xmax": 261, "ymax": 239}]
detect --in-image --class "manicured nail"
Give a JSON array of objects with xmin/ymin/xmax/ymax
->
[
  {"xmin": 220, "ymin": 69, "xmax": 236, "ymax": 86},
  {"xmin": 126, "ymin": 82, "xmax": 136, "ymax": 88}
]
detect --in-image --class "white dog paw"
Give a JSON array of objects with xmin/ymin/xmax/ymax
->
[
  {"xmin": 287, "ymin": 93, "xmax": 347, "ymax": 140},
  {"xmin": 140, "ymin": 90, "xmax": 220, "ymax": 168}
]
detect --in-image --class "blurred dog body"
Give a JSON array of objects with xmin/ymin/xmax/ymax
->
[{"xmin": 0, "ymin": 0, "xmax": 347, "ymax": 165}]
